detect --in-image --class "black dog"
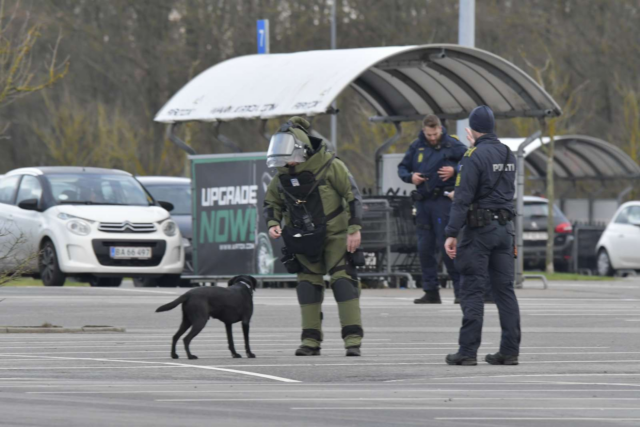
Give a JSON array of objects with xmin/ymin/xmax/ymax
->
[{"xmin": 155, "ymin": 275, "xmax": 257, "ymax": 359}]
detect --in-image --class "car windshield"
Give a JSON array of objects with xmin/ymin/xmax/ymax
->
[
  {"xmin": 46, "ymin": 174, "xmax": 153, "ymax": 206},
  {"xmin": 524, "ymin": 202, "xmax": 569, "ymax": 223},
  {"xmin": 142, "ymin": 183, "xmax": 191, "ymax": 215}
]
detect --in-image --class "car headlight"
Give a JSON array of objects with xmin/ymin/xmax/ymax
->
[
  {"xmin": 162, "ymin": 220, "xmax": 178, "ymax": 237},
  {"xmin": 66, "ymin": 219, "xmax": 92, "ymax": 236}
]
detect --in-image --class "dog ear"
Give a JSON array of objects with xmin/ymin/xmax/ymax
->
[
  {"xmin": 248, "ymin": 276, "xmax": 257, "ymax": 291},
  {"xmin": 228, "ymin": 276, "xmax": 238, "ymax": 287}
]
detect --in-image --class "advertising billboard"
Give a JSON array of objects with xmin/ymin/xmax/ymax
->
[{"xmin": 190, "ymin": 153, "xmax": 286, "ymax": 277}]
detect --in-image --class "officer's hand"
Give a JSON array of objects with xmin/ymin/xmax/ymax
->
[
  {"xmin": 347, "ymin": 231, "xmax": 361, "ymax": 253},
  {"xmin": 411, "ymin": 173, "xmax": 427, "ymax": 186},
  {"xmin": 446, "ymin": 190, "xmax": 455, "ymax": 200},
  {"xmin": 437, "ymin": 166, "xmax": 455, "ymax": 181},
  {"xmin": 269, "ymin": 225, "xmax": 282, "ymax": 239},
  {"xmin": 445, "ymin": 237, "xmax": 457, "ymax": 259},
  {"xmin": 465, "ymin": 127, "xmax": 476, "ymax": 146}
]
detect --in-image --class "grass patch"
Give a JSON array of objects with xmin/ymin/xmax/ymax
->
[
  {"xmin": 1, "ymin": 278, "xmax": 90, "ymax": 287},
  {"xmin": 524, "ymin": 271, "xmax": 613, "ymax": 281}
]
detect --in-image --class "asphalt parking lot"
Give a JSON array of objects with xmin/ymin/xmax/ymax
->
[{"xmin": 1, "ymin": 278, "xmax": 640, "ymax": 426}]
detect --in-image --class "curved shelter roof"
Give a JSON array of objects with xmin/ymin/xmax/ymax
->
[
  {"xmin": 155, "ymin": 44, "xmax": 562, "ymax": 123},
  {"xmin": 502, "ymin": 135, "xmax": 640, "ymax": 181}
]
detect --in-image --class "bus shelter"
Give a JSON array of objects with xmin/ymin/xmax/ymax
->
[
  {"xmin": 502, "ymin": 135, "xmax": 640, "ymax": 284},
  {"xmin": 155, "ymin": 44, "xmax": 563, "ymax": 285}
]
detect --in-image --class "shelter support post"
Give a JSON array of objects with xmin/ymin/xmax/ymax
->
[
  {"xmin": 166, "ymin": 123, "xmax": 197, "ymax": 155},
  {"xmin": 617, "ymin": 185, "xmax": 633, "ymax": 206},
  {"xmin": 374, "ymin": 122, "xmax": 402, "ymax": 195},
  {"xmin": 212, "ymin": 122, "xmax": 243, "ymax": 153},
  {"xmin": 588, "ymin": 186, "xmax": 605, "ymax": 224},
  {"xmin": 515, "ymin": 130, "xmax": 542, "ymax": 288}
]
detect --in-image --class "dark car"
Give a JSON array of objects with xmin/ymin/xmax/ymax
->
[
  {"xmin": 522, "ymin": 196, "xmax": 574, "ymax": 272},
  {"xmin": 136, "ymin": 176, "xmax": 193, "ymax": 287}
]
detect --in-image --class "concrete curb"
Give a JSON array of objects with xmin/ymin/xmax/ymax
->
[{"xmin": 0, "ymin": 326, "xmax": 125, "ymax": 333}]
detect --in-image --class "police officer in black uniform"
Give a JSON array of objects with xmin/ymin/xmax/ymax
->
[
  {"xmin": 443, "ymin": 105, "xmax": 521, "ymax": 366},
  {"xmin": 398, "ymin": 115, "xmax": 467, "ymax": 304}
]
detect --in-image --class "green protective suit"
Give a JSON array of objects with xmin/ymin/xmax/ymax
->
[{"xmin": 263, "ymin": 117, "xmax": 364, "ymax": 349}]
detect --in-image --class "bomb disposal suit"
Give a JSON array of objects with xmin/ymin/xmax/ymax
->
[{"xmin": 263, "ymin": 117, "xmax": 364, "ymax": 356}]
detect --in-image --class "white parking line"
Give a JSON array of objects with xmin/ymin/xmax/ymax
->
[
  {"xmin": 0, "ymin": 349, "xmax": 631, "ymax": 357},
  {"xmin": 156, "ymin": 397, "xmax": 640, "ymax": 402},
  {"xmin": 0, "ymin": 344, "xmax": 456, "ymax": 350},
  {"xmin": 529, "ymin": 314, "xmax": 640, "ymax": 316},
  {"xmin": 3, "ymin": 360, "xmax": 640, "ymax": 369},
  {"xmin": 290, "ymin": 407, "xmax": 640, "ymax": 411},
  {"xmin": 0, "ymin": 354, "xmax": 299, "ymax": 383},
  {"xmin": 26, "ymin": 389, "xmax": 640, "ymax": 395},
  {"xmin": 522, "ymin": 381, "xmax": 640, "ymax": 387},
  {"xmin": 432, "ymin": 373, "xmax": 640, "ymax": 380},
  {"xmin": 435, "ymin": 418, "xmax": 640, "ymax": 421}
]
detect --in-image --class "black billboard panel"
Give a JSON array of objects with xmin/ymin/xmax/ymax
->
[{"xmin": 191, "ymin": 154, "xmax": 286, "ymax": 277}]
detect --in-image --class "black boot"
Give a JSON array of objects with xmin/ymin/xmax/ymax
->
[
  {"xmin": 346, "ymin": 346, "xmax": 361, "ymax": 357},
  {"xmin": 445, "ymin": 353, "xmax": 477, "ymax": 366},
  {"xmin": 295, "ymin": 346, "xmax": 321, "ymax": 356},
  {"xmin": 414, "ymin": 290, "xmax": 442, "ymax": 304},
  {"xmin": 485, "ymin": 352, "xmax": 518, "ymax": 365}
]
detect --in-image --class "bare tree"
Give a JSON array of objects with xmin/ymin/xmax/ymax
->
[
  {"xmin": 515, "ymin": 52, "xmax": 588, "ymax": 274},
  {"xmin": 0, "ymin": 223, "xmax": 39, "ymax": 286},
  {"xmin": 0, "ymin": 0, "xmax": 68, "ymax": 125},
  {"xmin": 1, "ymin": 0, "xmax": 638, "ymax": 191}
]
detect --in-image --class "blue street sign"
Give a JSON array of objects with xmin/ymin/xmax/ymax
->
[{"xmin": 257, "ymin": 19, "xmax": 270, "ymax": 54}]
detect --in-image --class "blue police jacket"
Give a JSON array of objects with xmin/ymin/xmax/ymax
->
[
  {"xmin": 445, "ymin": 133, "xmax": 517, "ymax": 238},
  {"xmin": 397, "ymin": 127, "xmax": 467, "ymax": 195}
]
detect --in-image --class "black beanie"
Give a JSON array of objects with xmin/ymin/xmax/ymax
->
[{"xmin": 468, "ymin": 105, "xmax": 495, "ymax": 134}]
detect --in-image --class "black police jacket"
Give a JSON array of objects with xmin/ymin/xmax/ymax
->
[
  {"xmin": 397, "ymin": 127, "xmax": 467, "ymax": 195},
  {"xmin": 445, "ymin": 133, "xmax": 516, "ymax": 238}
]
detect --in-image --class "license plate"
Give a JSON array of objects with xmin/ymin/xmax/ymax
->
[
  {"xmin": 110, "ymin": 247, "xmax": 152, "ymax": 259},
  {"xmin": 523, "ymin": 232, "xmax": 548, "ymax": 241}
]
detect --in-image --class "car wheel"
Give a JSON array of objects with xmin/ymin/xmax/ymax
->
[
  {"xmin": 89, "ymin": 277, "xmax": 123, "ymax": 287},
  {"xmin": 256, "ymin": 232, "xmax": 274, "ymax": 275},
  {"xmin": 39, "ymin": 241, "xmax": 66, "ymax": 287},
  {"xmin": 597, "ymin": 249, "xmax": 615, "ymax": 277}
]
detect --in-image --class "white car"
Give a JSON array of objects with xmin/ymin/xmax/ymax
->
[
  {"xmin": 0, "ymin": 167, "xmax": 184, "ymax": 286},
  {"xmin": 596, "ymin": 201, "xmax": 640, "ymax": 276}
]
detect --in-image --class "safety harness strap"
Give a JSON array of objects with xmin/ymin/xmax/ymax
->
[{"xmin": 280, "ymin": 154, "xmax": 336, "ymax": 206}]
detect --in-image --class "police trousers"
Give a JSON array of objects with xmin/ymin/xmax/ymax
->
[
  {"xmin": 415, "ymin": 197, "xmax": 460, "ymax": 296},
  {"xmin": 455, "ymin": 221, "xmax": 521, "ymax": 357}
]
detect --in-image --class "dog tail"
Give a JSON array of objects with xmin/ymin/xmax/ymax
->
[{"xmin": 155, "ymin": 294, "xmax": 189, "ymax": 313}]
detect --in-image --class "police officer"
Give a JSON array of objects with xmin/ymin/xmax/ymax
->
[
  {"xmin": 263, "ymin": 117, "xmax": 364, "ymax": 357},
  {"xmin": 443, "ymin": 105, "xmax": 521, "ymax": 366},
  {"xmin": 398, "ymin": 115, "xmax": 467, "ymax": 304}
]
